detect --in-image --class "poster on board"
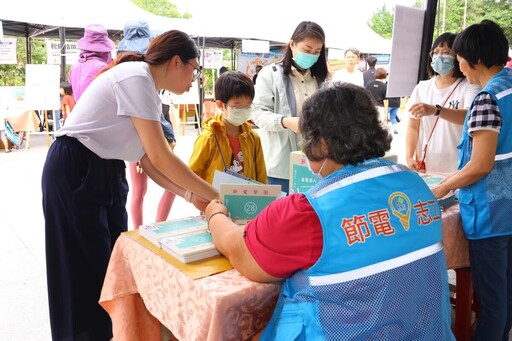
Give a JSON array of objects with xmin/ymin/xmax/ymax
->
[
  {"xmin": 203, "ymin": 49, "xmax": 223, "ymax": 69},
  {"xmin": 25, "ymin": 64, "xmax": 60, "ymax": 110},
  {"xmin": 0, "ymin": 38, "xmax": 17, "ymax": 64},
  {"xmin": 45, "ymin": 39, "xmax": 80, "ymax": 65},
  {"xmin": 387, "ymin": 5, "xmax": 425, "ymax": 98},
  {"xmin": 237, "ymin": 51, "xmax": 284, "ymax": 79}
]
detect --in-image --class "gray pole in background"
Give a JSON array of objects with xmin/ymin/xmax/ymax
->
[{"xmin": 59, "ymin": 26, "xmax": 66, "ymax": 82}]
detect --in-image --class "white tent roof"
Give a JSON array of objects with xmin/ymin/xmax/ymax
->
[{"xmin": 1, "ymin": 0, "xmax": 391, "ymax": 54}]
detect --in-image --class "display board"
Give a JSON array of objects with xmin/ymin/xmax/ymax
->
[
  {"xmin": 0, "ymin": 38, "xmax": 17, "ymax": 64},
  {"xmin": 45, "ymin": 39, "xmax": 80, "ymax": 65},
  {"xmin": 237, "ymin": 51, "xmax": 284, "ymax": 79},
  {"xmin": 387, "ymin": 5, "xmax": 425, "ymax": 98},
  {"xmin": 25, "ymin": 64, "xmax": 61, "ymax": 110}
]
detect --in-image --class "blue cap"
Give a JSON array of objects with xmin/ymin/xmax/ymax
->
[{"xmin": 118, "ymin": 19, "xmax": 151, "ymax": 54}]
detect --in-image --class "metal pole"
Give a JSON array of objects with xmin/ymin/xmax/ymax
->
[
  {"xmin": 59, "ymin": 26, "xmax": 66, "ymax": 82},
  {"xmin": 418, "ymin": 0, "xmax": 438, "ymax": 82}
]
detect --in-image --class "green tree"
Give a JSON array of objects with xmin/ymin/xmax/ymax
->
[
  {"xmin": 130, "ymin": 0, "xmax": 191, "ymax": 18},
  {"xmin": 368, "ymin": 0, "xmax": 512, "ymax": 46},
  {"xmin": 368, "ymin": 5, "xmax": 394, "ymax": 39}
]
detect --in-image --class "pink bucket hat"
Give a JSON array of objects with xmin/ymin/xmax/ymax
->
[{"xmin": 77, "ymin": 24, "xmax": 115, "ymax": 52}]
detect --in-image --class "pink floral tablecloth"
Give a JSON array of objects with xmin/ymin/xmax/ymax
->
[
  {"xmin": 99, "ymin": 232, "xmax": 280, "ymax": 341},
  {"xmin": 100, "ymin": 204, "xmax": 466, "ymax": 340},
  {"xmin": 441, "ymin": 204, "xmax": 469, "ymax": 269}
]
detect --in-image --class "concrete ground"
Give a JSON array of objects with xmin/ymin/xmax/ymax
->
[{"xmin": 2, "ymin": 116, "xmax": 461, "ymax": 340}]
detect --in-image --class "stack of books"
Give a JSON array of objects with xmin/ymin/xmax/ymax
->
[{"xmin": 139, "ymin": 216, "xmax": 219, "ymax": 263}]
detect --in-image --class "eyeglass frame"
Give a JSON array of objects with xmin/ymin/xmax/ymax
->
[
  {"xmin": 429, "ymin": 50, "xmax": 455, "ymax": 59},
  {"xmin": 223, "ymin": 103, "xmax": 255, "ymax": 111},
  {"xmin": 185, "ymin": 60, "xmax": 203, "ymax": 81}
]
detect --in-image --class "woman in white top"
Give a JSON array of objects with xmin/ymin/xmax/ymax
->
[
  {"xmin": 405, "ymin": 32, "xmax": 481, "ymax": 175},
  {"xmin": 41, "ymin": 30, "xmax": 218, "ymax": 341},
  {"xmin": 253, "ymin": 21, "xmax": 329, "ymax": 194}
]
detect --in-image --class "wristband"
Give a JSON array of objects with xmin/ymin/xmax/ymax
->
[
  {"xmin": 207, "ymin": 211, "xmax": 228, "ymax": 233},
  {"xmin": 280, "ymin": 116, "xmax": 287, "ymax": 129}
]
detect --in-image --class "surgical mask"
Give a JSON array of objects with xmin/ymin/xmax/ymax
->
[
  {"xmin": 225, "ymin": 106, "xmax": 252, "ymax": 126},
  {"xmin": 431, "ymin": 54, "xmax": 455, "ymax": 76},
  {"xmin": 306, "ymin": 157, "xmax": 327, "ymax": 179},
  {"xmin": 293, "ymin": 50, "xmax": 320, "ymax": 70}
]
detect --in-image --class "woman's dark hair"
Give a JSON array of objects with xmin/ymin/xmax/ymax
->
[
  {"xmin": 300, "ymin": 83, "xmax": 391, "ymax": 165},
  {"xmin": 427, "ymin": 32, "xmax": 464, "ymax": 78},
  {"xmin": 375, "ymin": 67, "xmax": 387, "ymax": 80},
  {"xmin": 281, "ymin": 21, "xmax": 328, "ymax": 82},
  {"xmin": 103, "ymin": 30, "xmax": 199, "ymax": 72},
  {"xmin": 453, "ymin": 20, "xmax": 509, "ymax": 69},
  {"xmin": 214, "ymin": 71, "xmax": 255, "ymax": 103},
  {"xmin": 60, "ymin": 81, "xmax": 73, "ymax": 95}
]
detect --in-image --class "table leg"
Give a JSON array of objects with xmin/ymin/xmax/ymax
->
[{"xmin": 452, "ymin": 267, "xmax": 473, "ymax": 341}]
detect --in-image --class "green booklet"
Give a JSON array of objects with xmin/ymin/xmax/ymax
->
[
  {"xmin": 139, "ymin": 216, "xmax": 207, "ymax": 247},
  {"xmin": 160, "ymin": 230, "xmax": 219, "ymax": 263},
  {"xmin": 220, "ymin": 184, "xmax": 282, "ymax": 224}
]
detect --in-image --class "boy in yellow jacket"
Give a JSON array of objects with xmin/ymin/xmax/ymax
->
[{"xmin": 189, "ymin": 71, "xmax": 267, "ymax": 184}]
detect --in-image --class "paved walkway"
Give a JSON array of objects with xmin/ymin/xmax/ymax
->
[{"xmin": 0, "ymin": 120, "xmax": 410, "ymax": 340}]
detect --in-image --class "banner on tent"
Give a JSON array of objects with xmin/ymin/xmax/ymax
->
[
  {"xmin": 237, "ymin": 51, "xmax": 283, "ymax": 79},
  {"xmin": 0, "ymin": 38, "xmax": 17, "ymax": 64},
  {"xmin": 45, "ymin": 39, "xmax": 80, "ymax": 65}
]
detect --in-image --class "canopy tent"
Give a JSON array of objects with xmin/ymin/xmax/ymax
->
[{"xmin": 1, "ymin": 0, "xmax": 391, "ymax": 53}]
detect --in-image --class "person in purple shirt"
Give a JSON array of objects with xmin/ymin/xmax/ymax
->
[{"xmin": 68, "ymin": 24, "xmax": 114, "ymax": 101}]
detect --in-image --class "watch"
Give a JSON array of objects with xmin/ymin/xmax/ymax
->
[{"xmin": 435, "ymin": 104, "xmax": 442, "ymax": 116}]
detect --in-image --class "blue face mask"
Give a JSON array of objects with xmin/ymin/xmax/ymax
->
[
  {"xmin": 293, "ymin": 50, "xmax": 320, "ymax": 70},
  {"xmin": 430, "ymin": 54, "xmax": 455, "ymax": 76},
  {"xmin": 306, "ymin": 157, "xmax": 327, "ymax": 179}
]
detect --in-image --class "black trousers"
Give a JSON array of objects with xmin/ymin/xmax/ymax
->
[{"xmin": 41, "ymin": 136, "xmax": 128, "ymax": 341}]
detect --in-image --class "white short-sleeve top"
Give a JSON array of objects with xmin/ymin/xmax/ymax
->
[{"xmin": 56, "ymin": 62, "xmax": 161, "ymax": 162}]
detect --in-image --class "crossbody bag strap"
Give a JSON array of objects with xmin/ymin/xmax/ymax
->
[
  {"xmin": 420, "ymin": 78, "xmax": 464, "ymax": 164},
  {"xmin": 213, "ymin": 133, "xmax": 229, "ymax": 171}
]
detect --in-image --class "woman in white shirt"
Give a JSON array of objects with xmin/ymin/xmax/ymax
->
[
  {"xmin": 41, "ymin": 30, "xmax": 218, "ymax": 341},
  {"xmin": 405, "ymin": 32, "xmax": 481, "ymax": 175}
]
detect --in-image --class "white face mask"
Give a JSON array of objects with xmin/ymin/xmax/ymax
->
[
  {"xmin": 305, "ymin": 157, "xmax": 327, "ymax": 179},
  {"xmin": 225, "ymin": 106, "xmax": 253, "ymax": 126}
]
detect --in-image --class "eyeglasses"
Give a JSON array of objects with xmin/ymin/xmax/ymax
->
[
  {"xmin": 224, "ymin": 104, "xmax": 255, "ymax": 111},
  {"xmin": 186, "ymin": 61, "xmax": 203, "ymax": 81},
  {"xmin": 429, "ymin": 50, "xmax": 454, "ymax": 58}
]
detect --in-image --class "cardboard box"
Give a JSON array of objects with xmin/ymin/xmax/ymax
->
[
  {"xmin": 289, "ymin": 151, "xmax": 319, "ymax": 194},
  {"xmin": 289, "ymin": 151, "xmax": 399, "ymax": 194}
]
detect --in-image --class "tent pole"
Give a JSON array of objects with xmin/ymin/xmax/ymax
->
[
  {"xmin": 59, "ymin": 26, "xmax": 66, "ymax": 82},
  {"xmin": 24, "ymin": 27, "xmax": 31, "ymax": 64},
  {"xmin": 418, "ymin": 0, "xmax": 438, "ymax": 82}
]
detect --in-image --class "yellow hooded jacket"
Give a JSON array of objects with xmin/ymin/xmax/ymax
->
[{"xmin": 188, "ymin": 113, "xmax": 267, "ymax": 185}]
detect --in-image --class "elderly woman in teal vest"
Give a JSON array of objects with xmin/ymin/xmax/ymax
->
[
  {"xmin": 205, "ymin": 83, "xmax": 455, "ymax": 340},
  {"xmin": 433, "ymin": 20, "xmax": 512, "ymax": 341}
]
